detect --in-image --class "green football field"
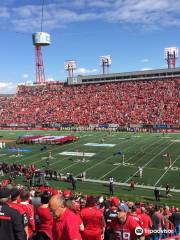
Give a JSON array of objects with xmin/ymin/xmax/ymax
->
[{"xmin": 0, "ymin": 130, "xmax": 179, "ymax": 205}]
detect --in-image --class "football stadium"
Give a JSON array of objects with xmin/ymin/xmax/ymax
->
[
  {"xmin": 0, "ymin": 1, "xmax": 180, "ymax": 240},
  {"xmin": 0, "ymin": 66, "xmax": 180, "ymax": 239}
]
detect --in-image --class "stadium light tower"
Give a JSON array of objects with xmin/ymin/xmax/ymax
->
[
  {"xmin": 64, "ymin": 60, "xmax": 77, "ymax": 77},
  {"xmin": 100, "ymin": 55, "xmax": 112, "ymax": 74},
  {"xmin": 32, "ymin": 32, "xmax": 51, "ymax": 83},
  {"xmin": 164, "ymin": 47, "xmax": 178, "ymax": 69}
]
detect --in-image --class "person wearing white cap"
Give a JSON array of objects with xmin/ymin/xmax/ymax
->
[{"xmin": 109, "ymin": 203, "xmax": 144, "ymax": 240}]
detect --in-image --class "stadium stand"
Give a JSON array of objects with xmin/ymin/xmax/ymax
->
[
  {"xmin": 0, "ymin": 181, "xmax": 179, "ymax": 240},
  {"xmin": 0, "ymin": 79, "xmax": 179, "ymax": 126},
  {"xmin": 0, "ymin": 76, "xmax": 179, "ymax": 240}
]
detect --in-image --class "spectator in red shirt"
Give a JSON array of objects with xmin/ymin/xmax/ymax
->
[
  {"xmin": 8, "ymin": 188, "xmax": 28, "ymax": 239},
  {"xmin": 129, "ymin": 205, "xmax": 143, "ymax": 226},
  {"xmin": 49, "ymin": 194, "xmax": 82, "ymax": 240},
  {"xmin": 20, "ymin": 189, "xmax": 36, "ymax": 239},
  {"xmin": 35, "ymin": 191, "xmax": 53, "ymax": 240},
  {"xmin": 140, "ymin": 207, "xmax": 152, "ymax": 238},
  {"xmin": 109, "ymin": 203, "xmax": 144, "ymax": 240},
  {"xmin": 80, "ymin": 195, "xmax": 105, "ymax": 240},
  {"xmin": 65, "ymin": 199, "xmax": 84, "ymax": 232}
]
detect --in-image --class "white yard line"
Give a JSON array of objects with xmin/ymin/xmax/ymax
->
[
  {"xmin": 49, "ymin": 135, "xmax": 122, "ymax": 168},
  {"xmin": 76, "ymin": 136, "xmax": 155, "ymax": 177},
  {"xmin": 23, "ymin": 134, "xmax": 96, "ymax": 165},
  {"xmin": 125, "ymin": 141, "xmax": 175, "ymax": 183},
  {"xmin": 78, "ymin": 178, "xmax": 180, "ymax": 192},
  {"xmin": 74, "ymin": 138, "xmax": 133, "ymax": 177},
  {"xmin": 60, "ymin": 162, "xmax": 81, "ymax": 171},
  {"xmin": 98, "ymin": 137, "xmax": 164, "ymax": 180},
  {"xmin": 154, "ymin": 155, "xmax": 180, "ymax": 186}
]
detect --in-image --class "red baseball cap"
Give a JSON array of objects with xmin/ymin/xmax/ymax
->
[{"xmin": 63, "ymin": 189, "xmax": 72, "ymax": 199}]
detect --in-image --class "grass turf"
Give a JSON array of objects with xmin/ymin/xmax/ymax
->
[{"xmin": 0, "ymin": 129, "xmax": 179, "ymax": 206}]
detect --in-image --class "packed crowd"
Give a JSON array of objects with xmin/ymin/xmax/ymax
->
[
  {"xmin": 0, "ymin": 181, "xmax": 179, "ymax": 240},
  {"xmin": 0, "ymin": 79, "xmax": 179, "ymax": 126},
  {"xmin": 0, "ymin": 162, "xmax": 37, "ymax": 181}
]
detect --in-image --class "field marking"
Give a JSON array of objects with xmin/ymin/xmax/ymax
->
[
  {"xmin": 76, "ymin": 135, "xmax": 154, "ymax": 177},
  {"xmin": 59, "ymin": 151, "xmax": 95, "ymax": 157},
  {"xmin": 98, "ymin": 137, "xmax": 164, "ymax": 180},
  {"xmin": 49, "ymin": 134, "xmax": 136, "ymax": 172},
  {"xmin": 84, "ymin": 143, "xmax": 116, "ymax": 147},
  {"xmin": 76, "ymin": 137, "xmax": 144, "ymax": 175},
  {"xmin": 30, "ymin": 134, "xmax": 100, "ymax": 166},
  {"xmin": 60, "ymin": 162, "xmax": 81, "ymax": 171},
  {"xmin": 154, "ymin": 155, "xmax": 180, "ymax": 186},
  {"xmin": 77, "ymin": 178, "xmax": 180, "ymax": 192},
  {"xmin": 49, "ymin": 133, "xmax": 124, "ymax": 168},
  {"xmin": 125, "ymin": 138, "xmax": 168, "ymax": 166},
  {"xmin": 75, "ymin": 155, "xmax": 113, "ymax": 176},
  {"xmin": 15, "ymin": 134, "xmax": 96, "ymax": 165},
  {"xmin": 125, "ymin": 141, "xmax": 175, "ymax": 183},
  {"xmin": 44, "ymin": 132, "xmax": 120, "ymax": 169}
]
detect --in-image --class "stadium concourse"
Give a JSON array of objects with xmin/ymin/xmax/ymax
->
[{"xmin": 0, "ymin": 78, "xmax": 179, "ymax": 126}]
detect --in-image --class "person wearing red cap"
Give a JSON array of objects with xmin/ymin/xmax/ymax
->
[
  {"xmin": 80, "ymin": 195, "xmax": 105, "ymax": 240},
  {"xmin": 63, "ymin": 189, "xmax": 73, "ymax": 199},
  {"xmin": 109, "ymin": 203, "xmax": 144, "ymax": 240},
  {"xmin": 49, "ymin": 194, "xmax": 82, "ymax": 240}
]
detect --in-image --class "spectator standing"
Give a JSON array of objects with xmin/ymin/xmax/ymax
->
[
  {"xmin": 154, "ymin": 188, "xmax": 160, "ymax": 201},
  {"xmin": 109, "ymin": 177, "xmax": 114, "ymax": 196},
  {"xmin": 109, "ymin": 203, "xmax": 144, "ymax": 240},
  {"xmin": 8, "ymin": 188, "xmax": 28, "ymax": 238},
  {"xmin": 81, "ymin": 195, "xmax": 105, "ymax": 240},
  {"xmin": 35, "ymin": 191, "xmax": 53, "ymax": 240},
  {"xmin": 49, "ymin": 194, "xmax": 82, "ymax": 240},
  {"xmin": 172, "ymin": 208, "xmax": 180, "ymax": 236},
  {"xmin": 0, "ymin": 187, "xmax": 26, "ymax": 240},
  {"xmin": 140, "ymin": 207, "xmax": 152, "ymax": 239},
  {"xmin": 20, "ymin": 189, "xmax": 36, "ymax": 239}
]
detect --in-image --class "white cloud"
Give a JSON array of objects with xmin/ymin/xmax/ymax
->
[
  {"xmin": 1, "ymin": 1, "xmax": 180, "ymax": 32},
  {"xmin": 22, "ymin": 74, "xmax": 29, "ymax": 79},
  {"xmin": 0, "ymin": 7, "xmax": 10, "ymax": 18},
  {"xmin": 0, "ymin": 82, "xmax": 17, "ymax": 94},
  {"xmin": 141, "ymin": 58, "xmax": 149, "ymax": 63},
  {"xmin": 46, "ymin": 77, "xmax": 56, "ymax": 82},
  {"xmin": 140, "ymin": 67, "xmax": 152, "ymax": 71},
  {"xmin": 75, "ymin": 67, "xmax": 97, "ymax": 75}
]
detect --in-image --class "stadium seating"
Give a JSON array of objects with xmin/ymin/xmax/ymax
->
[{"xmin": 0, "ymin": 79, "xmax": 179, "ymax": 125}]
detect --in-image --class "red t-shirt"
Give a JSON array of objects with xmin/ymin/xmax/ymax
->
[
  {"xmin": 140, "ymin": 213, "xmax": 152, "ymax": 236},
  {"xmin": 20, "ymin": 202, "xmax": 35, "ymax": 237},
  {"xmin": 37, "ymin": 206, "xmax": 53, "ymax": 240},
  {"xmin": 8, "ymin": 202, "xmax": 25, "ymax": 215},
  {"xmin": 8, "ymin": 202, "xmax": 28, "ymax": 227},
  {"xmin": 52, "ymin": 208, "xmax": 82, "ymax": 240},
  {"xmin": 81, "ymin": 206, "xmax": 104, "ymax": 239},
  {"xmin": 129, "ymin": 213, "xmax": 143, "ymax": 226},
  {"xmin": 109, "ymin": 215, "xmax": 143, "ymax": 240}
]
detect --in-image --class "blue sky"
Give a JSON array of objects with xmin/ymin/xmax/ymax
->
[{"xmin": 1, "ymin": 0, "xmax": 180, "ymax": 93}]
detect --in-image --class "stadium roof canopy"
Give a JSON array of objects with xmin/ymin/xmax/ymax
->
[{"xmin": 67, "ymin": 67, "xmax": 180, "ymax": 85}]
